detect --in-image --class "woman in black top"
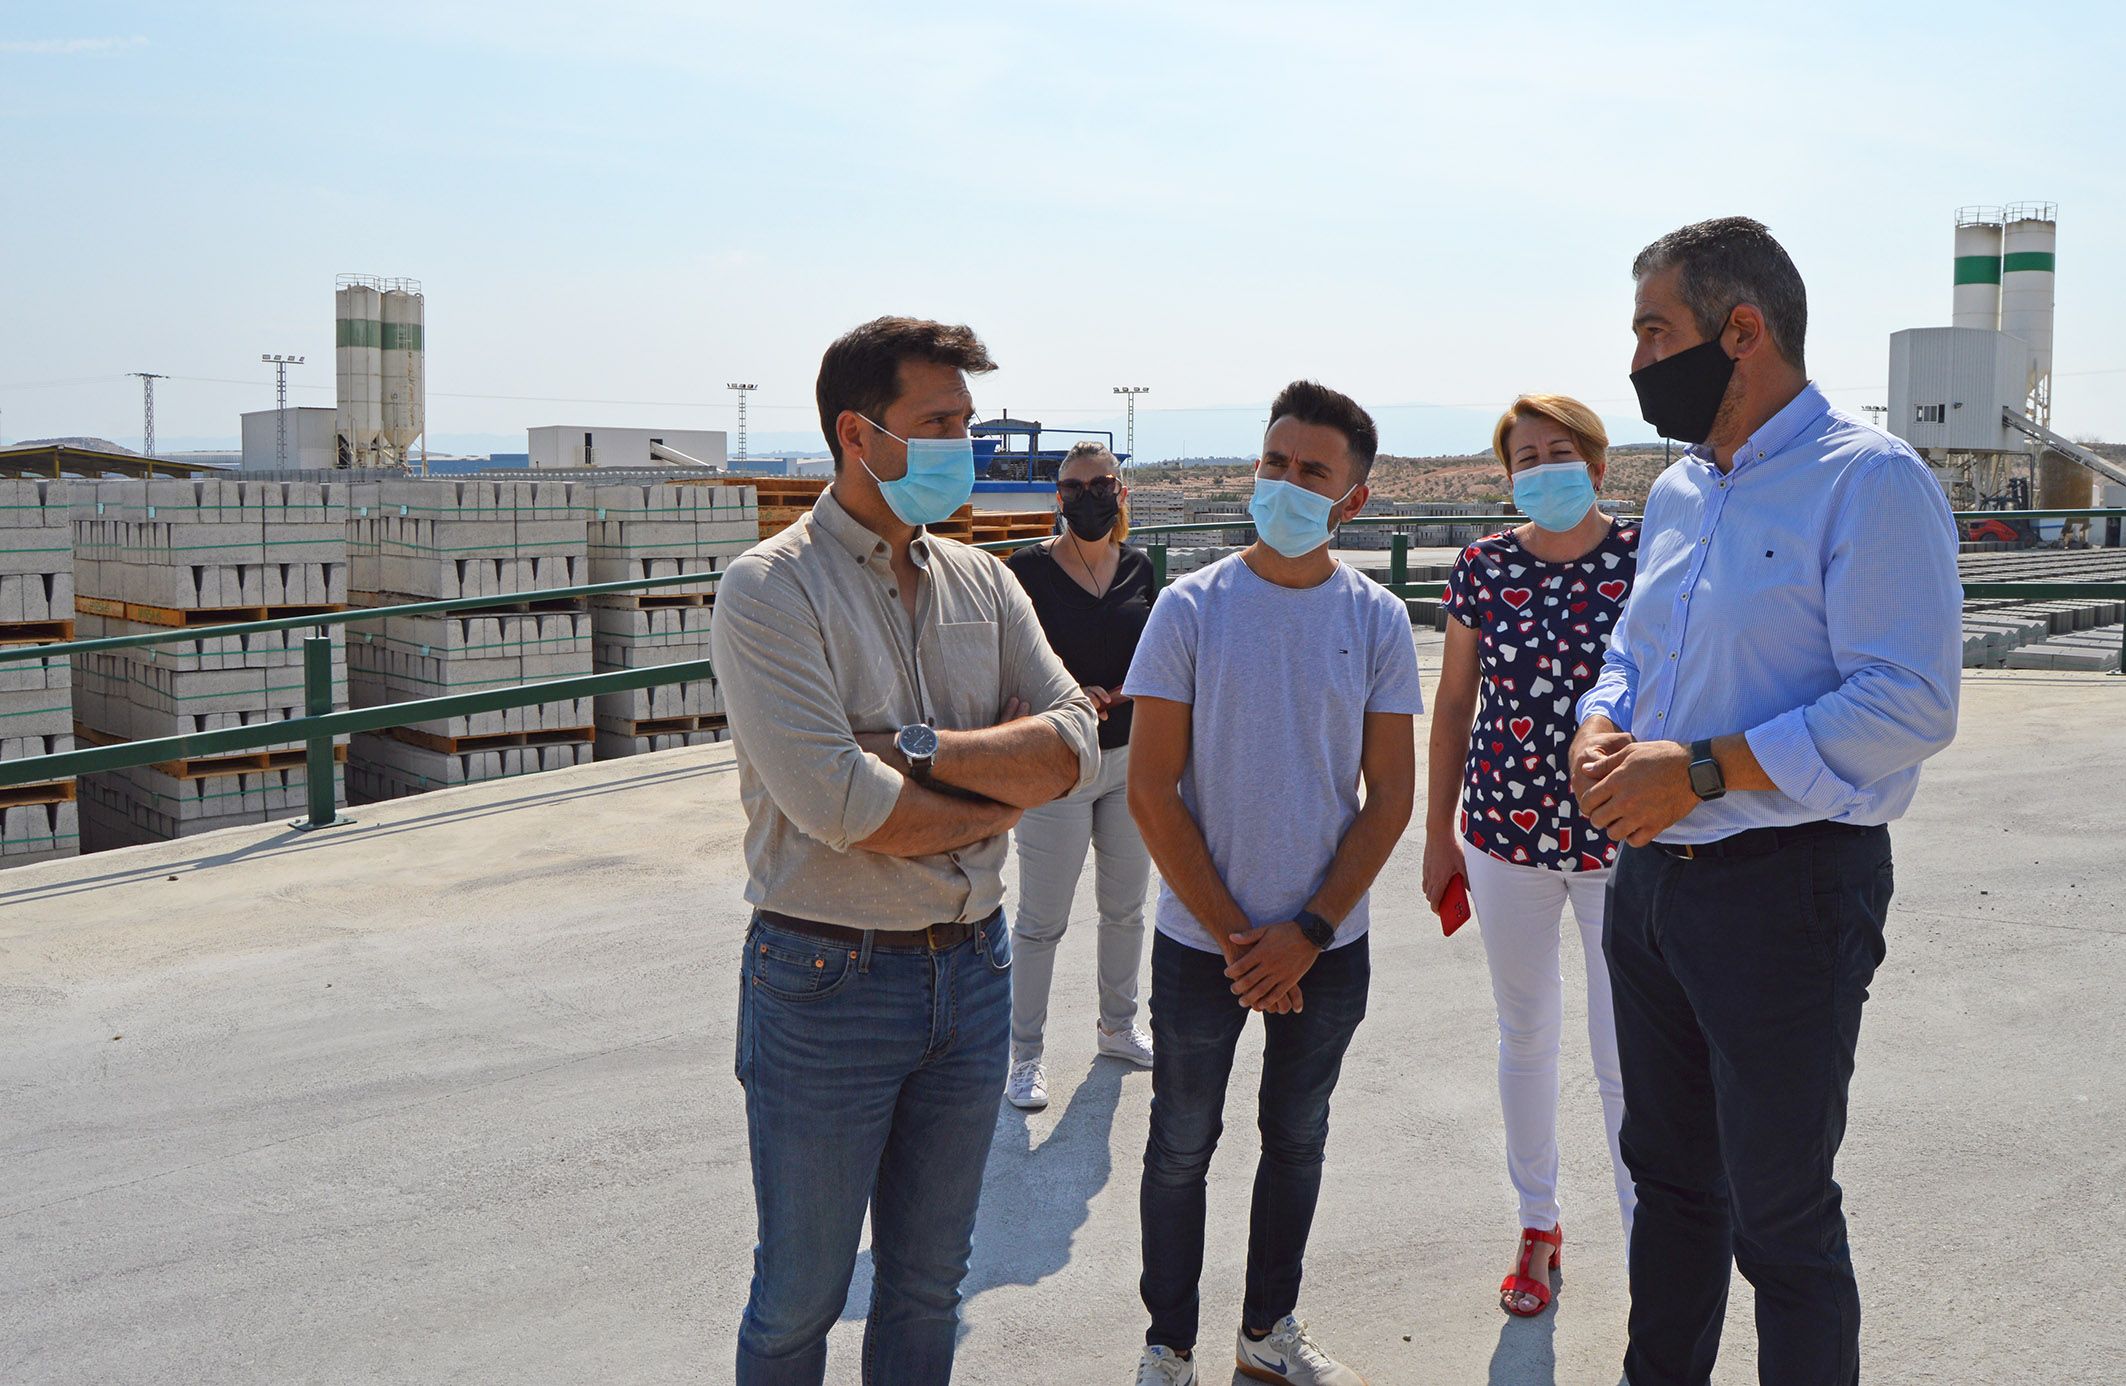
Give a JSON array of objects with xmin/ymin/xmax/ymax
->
[{"xmin": 1001, "ymin": 442, "xmax": 1157, "ymax": 1110}]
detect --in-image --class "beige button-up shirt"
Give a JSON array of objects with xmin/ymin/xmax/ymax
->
[{"xmin": 711, "ymin": 488, "xmax": 1100, "ymax": 930}]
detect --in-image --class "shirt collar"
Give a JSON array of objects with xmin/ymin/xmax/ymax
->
[
  {"xmin": 1684, "ymin": 381, "xmax": 1831, "ymax": 474},
  {"xmin": 811, "ymin": 485, "xmax": 932, "ymax": 567}
]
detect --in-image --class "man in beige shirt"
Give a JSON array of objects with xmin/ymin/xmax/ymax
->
[{"xmin": 711, "ymin": 316, "xmax": 1099, "ymax": 1386}]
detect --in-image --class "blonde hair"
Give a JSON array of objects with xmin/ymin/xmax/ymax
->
[
  {"xmin": 1059, "ymin": 440, "xmax": 1128, "ymax": 542},
  {"xmin": 1491, "ymin": 394, "xmax": 1609, "ymax": 475}
]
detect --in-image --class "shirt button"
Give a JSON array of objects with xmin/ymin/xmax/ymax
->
[
  {"xmin": 1657, "ymin": 711, "xmax": 1666, "ymax": 720},
  {"xmin": 888, "ymin": 588, "xmax": 898, "ymax": 598},
  {"xmin": 1669, "ymin": 651, "xmax": 1678, "ymax": 660},
  {"xmin": 1699, "ymin": 537, "xmax": 1709, "ymax": 546}
]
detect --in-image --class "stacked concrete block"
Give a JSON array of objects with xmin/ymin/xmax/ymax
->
[
  {"xmin": 585, "ymin": 483, "xmax": 756, "ymax": 758},
  {"xmin": 67, "ymin": 478, "xmax": 350, "ymax": 851},
  {"xmin": 1, "ymin": 479, "xmax": 79, "ymax": 865},
  {"xmin": 347, "ymin": 479, "xmax": 595, "ymax": 801}
]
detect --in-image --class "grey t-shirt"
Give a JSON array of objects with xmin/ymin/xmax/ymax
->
[{"xmin": 1122, "ymin": 554, "xmax": 1424, "ymax": 954}]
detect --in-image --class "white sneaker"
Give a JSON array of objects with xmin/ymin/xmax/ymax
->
[
  {"xmin": 1097, "ymin": 1022, "xmax": 1155, "ymax": 1068},
  {"xmin": 1134, "ymin": 1344, "xmax": 1197, "ymax": 1385},
  {"xmin": 1235, "ymin": 1316, "xmax": 1367, "ymax": 1385},
  {"xmin": 1005, "ymin": 1058, "xmax": 1048, "ymax": 1110}
]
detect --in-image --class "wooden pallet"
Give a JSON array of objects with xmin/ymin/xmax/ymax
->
[
  {"xmin": 0, "ymin": 779, "xmax": 76, "ymax": 809},
  {"xmin": 0, "ymin": 618, "xmax": 74, "ymax": 647},
  {"xmin": 600, "ymin": 713, "xmax": 728, "ymax": 737},
  {"xmin": 76, "ymin": 598, "xmax": 346, "ymax": 629},
  {"xmin": 382, "ymin": 724, "xmax": 595, "ymax": 755},
  {"xmin": 351, "ymin": 592, "xmax": 584, "ymax": 615},
  {"xmin": 72, "ymin": 722, "xmax": 347, "ymax": 780},
  {"xmin": 590, "ymin": 589, "xmax": 714, "ymax": 610},
  {"xmin": 147, "ymin": 744, "xmax": 349, "ymax": 780}
]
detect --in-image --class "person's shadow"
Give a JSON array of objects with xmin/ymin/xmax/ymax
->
[
  {"xmin": 963, "ymin": 1058, "xmax": 1128, "ymax": 1297},
  {"xmin": 837, "ymin": 1058, "xmax": 1130, "ymax": 1328},
  {"xmin": 1486, "ymin": 1268, "xmax": 1561, "ymax": 1386}
]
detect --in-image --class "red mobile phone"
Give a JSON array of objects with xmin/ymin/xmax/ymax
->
[{"xmin": 1437, "ymin": 873, "xmax": 1471, "ymax": 937}]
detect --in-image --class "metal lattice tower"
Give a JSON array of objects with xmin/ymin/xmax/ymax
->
[
  {"xmin": 1113, "ymin": 386, "xmax": 1150, "ymax": 466},
  {"xmin": 262, "ymin": 355, "xmax": 305, "ymax": 469},
  {"xmin": 726, "ymin": 383, "xmax": 757, "ymax": 462},
  {"xmin": 129, "ymin": 372, "xmax": 167, "ymax": 457}
]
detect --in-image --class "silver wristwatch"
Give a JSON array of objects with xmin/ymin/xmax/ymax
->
[{"xmin": 895, "ymin": 722, "xmax": 938, "ymax": 783}]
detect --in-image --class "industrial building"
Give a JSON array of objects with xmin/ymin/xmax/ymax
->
[
  {"xmin": 240, "ymin": 406, "xmax": 337, "ymax": 471},
  {"xmin": 1891, "ymin": 203, "xmax": 2126, "ymax": 536},
  {"xmin": 527, "ymin": 426, "xmax": 729, "ymax": 470}
]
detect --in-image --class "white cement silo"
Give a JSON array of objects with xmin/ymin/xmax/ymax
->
[
  {"xmin": 1951, "ymin": 209, "xmax": 2002, "ymax": 332},
  {"xmin": 380, "ymin": 287, "xmax": 425, "ymax": 465}
]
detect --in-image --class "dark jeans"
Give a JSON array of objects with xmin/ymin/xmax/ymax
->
[
  {"xmin": 1604, "ymin": 825, "xmax": 1893, "ymax": 1386},
  {"xmin": 734, "ymin": 912, "xmax": 1012, "ymax": 1386},
  {"xmin": 1140, "ymin": 929, "xmax": 1370, "ymax": 1351}
]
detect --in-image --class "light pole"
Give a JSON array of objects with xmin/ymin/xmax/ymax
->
[
  {"xmin": 262, "ymin": 355, "xmax": 305, "ymax": 469},
  {"xmin": 1113, "ymin": 385, "xmax": 1149, "ymax": 466},
  {"xmin": 726, "ymin": 382, "xmax": 757, "ymax": 463}
]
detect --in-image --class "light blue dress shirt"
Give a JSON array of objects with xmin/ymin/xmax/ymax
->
[{"xmin": 1577, "ymin": 383, "xmax": 1963, "ymax": 844}]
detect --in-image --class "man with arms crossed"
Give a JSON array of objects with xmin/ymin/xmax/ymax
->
[
  {"xmin": 1125, "ymin": 381, "xmax": 1420, "ymax": 1386},
  {"xmin": 1572, "ymin": 218, "xmax": 1961, "ymax": 1386},
  {"xmin": 713, "ymin": 316, "xmax": 1100, "ymax": 1384}
]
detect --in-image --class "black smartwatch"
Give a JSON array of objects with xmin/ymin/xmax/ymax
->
[
  {"xmin": 1293, "ymin": 909, "xmax": 1337, "ymax": 951},
  {"xmin": 895, "ymin": 722, "xmax": 938, "ymax": 783},
  {"xmin": 1687, "ymin": 738, "xmax": 1726, "ymax": 801}
]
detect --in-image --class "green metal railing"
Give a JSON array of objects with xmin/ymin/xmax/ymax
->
[{"xmin": 3, "ymin": 508, "xmax": 2122, "ymax": 835}]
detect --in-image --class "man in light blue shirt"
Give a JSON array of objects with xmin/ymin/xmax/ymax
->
[{"xmin": 1569, "ymin": 218, "xmax": 1961, "ymax": 1386}]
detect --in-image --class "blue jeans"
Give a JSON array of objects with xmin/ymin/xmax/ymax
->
[
  {"xmin": 1139, "ymin": 929, "xmax": 1370, "ymax": 1351},
  {"xmin": 734, "ymin": 911, "xmax": 1012, "ymax": 1386},
  {"xmin": 1605, "ymin": 825, "xmax": 1892, "ymax": 1386}
]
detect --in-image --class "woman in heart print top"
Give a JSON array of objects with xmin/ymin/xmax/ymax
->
[
  {"xmin": 1423, "ymin": 393, "xmax": 1640, "ymax": 1319},
  {"xmin": 1446, "ymin": 525, "xmax": 1638, "ymax": 872}
]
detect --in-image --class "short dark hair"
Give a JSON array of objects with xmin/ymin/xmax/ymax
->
[
  {"xmin": 1632, "ymin": 216, "xmax": 1808, "ymax": 370},
  {"xmin": 1268, "ymin": 379, "xmax": 1378, "ymax": 483},
  {"xmin": 815, "ymin": 316, "xmax": 998, "ymax": 467}
]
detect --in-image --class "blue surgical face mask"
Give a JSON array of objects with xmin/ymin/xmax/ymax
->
[
  {"xmin": 1512, "ymin": 460, "xmax": 1599, "ymax": 533},
  {"xmin": 1248, "ymin": 475, "xmax": 1357, "ymax": 558},
  {"xmin": 857, "ymin": 416, "xmax": 975, "ymax": 528}
]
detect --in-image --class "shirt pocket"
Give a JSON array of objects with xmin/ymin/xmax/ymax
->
[{"xmin": 931, "ymin": 618, "xmax": 1003, "ymax": 729}]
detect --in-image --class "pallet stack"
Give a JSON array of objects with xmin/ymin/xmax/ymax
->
[
  {"xmin": 69, "ymin": 477, "xmax": 349, "ymax": 849},
  {"xmin": 687, "ymin": 475, "xmax": 976, "ymax": 545},
  {"xmin": 585, "ymin": 482, "xmax": 756, "ymax": 758},
  {"xmin": 346, "ymin": 478, "xmax": 594, "ymax": 800},
  {"xmin": 1, "ymin": 479, "xmax": 80, "ymax": 866},
  {"xmin": 969, "ymin": 509, "xmax": 1057, "ymax": 551}
]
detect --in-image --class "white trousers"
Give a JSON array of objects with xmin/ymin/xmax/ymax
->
[
  {"xmin": 1009, "ymin": 743, "xmax": 1151, "ymax": 1061},
  {"xmin": 1461, "ymin": 844, "xmax": 1636, "ymax": 1241}
]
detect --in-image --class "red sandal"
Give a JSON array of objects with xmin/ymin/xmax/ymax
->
[{"xmin": 1500, "ymin": 1224, "xmax": 1561, "ymax": 1317}]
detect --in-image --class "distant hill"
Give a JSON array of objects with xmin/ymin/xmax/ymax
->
[
  {"xmin": 1141, "ymin": 445, "xmax": 1680, "ymax": 507},
  {"xmin": 9, "ymin": 436, "xmax": 140, "ymax": 455}
]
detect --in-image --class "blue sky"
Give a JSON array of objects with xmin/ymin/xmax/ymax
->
[{"xmin": 3, "ymin": 1, "xmax": 2122, "ymax": 459}]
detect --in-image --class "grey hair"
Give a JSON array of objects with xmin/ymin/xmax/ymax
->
[{"xmin": 1632, "ymin": 216, "xmax": 1808, "ymax": 371}]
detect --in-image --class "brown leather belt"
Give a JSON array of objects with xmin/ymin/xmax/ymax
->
[{"xmin": 755, "ymin": 907, "xmax": 1001, "ymax": 953}]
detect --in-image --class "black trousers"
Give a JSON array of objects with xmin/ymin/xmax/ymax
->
[{"xmin": 1603, "ymin": 823, "xmax": 1893, "ymax": 1386}]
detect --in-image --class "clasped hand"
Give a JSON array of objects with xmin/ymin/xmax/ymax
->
[
  {"xmin": 1223, "ymin": 921, "xmax": 1318, "ymax": 1014},
  {"xmin": 1568, "ymin": 725, "xmax": 1698, "ymax": 849}
]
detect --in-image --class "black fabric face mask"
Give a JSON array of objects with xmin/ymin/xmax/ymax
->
[
  {"xmin": 1060, "ymin": 492, "xmax": 1121, "ymax": 542},
  {"xmin": 1630, "ymin": 336, "xmax": 1737, "ymax": 445}
]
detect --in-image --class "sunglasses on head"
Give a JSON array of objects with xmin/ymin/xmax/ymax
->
[{"xmin": 1057, "ymin": 476, "xmax": 1120, "ymax": 500}]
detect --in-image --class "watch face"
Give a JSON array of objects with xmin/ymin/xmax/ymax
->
[
  {"xmin": 1689, "ymin": 761, "xmax": 1724, "ymax": 797},
  {"xmin": 897, "ymin": 723, "xmax": 938, "ymax": 760}
]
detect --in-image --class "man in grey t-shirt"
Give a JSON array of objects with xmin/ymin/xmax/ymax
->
[{"xmin": 1122, "ymin": 381, "xmax": 1422, "ymax": 1386}]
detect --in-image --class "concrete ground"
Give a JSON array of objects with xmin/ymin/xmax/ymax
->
[{"xmin": 3, "ymin": 654, "xmax": 2123, "ymax": 1385}]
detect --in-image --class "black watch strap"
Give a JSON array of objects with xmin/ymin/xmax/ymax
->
[
  {"xmin": 1688, "ymin": 737, "xmax": 1726, "ymax": 801},
  {"xmin": 1293, "ymin": 909, "xmax": 1337, "ymax": 950}
]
